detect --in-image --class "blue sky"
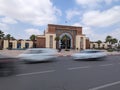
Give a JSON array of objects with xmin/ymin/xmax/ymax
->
[{"xmin": 0, "ymin": 0, "xmax": 120, "ymax": 41}]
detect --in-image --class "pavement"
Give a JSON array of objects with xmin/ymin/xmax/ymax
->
[
  {"xmin": 57, "ymin": 49, "xmax": 120, "ymax": 56},
  {"xmin": 0, "ymin": 49, "xmax": 25, "ymax": 57},
  {"xmin": 0, "ymin": 56, "xmax": 120, "ymax": 90},
  {"xmin": 0, "ymin": 49, "xmax": 120, "ymax": 57},
  {"xmin": 57, "ymin": 49, "xmax": 79, "ymax": 56}
]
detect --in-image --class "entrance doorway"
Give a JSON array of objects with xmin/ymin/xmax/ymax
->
[
  {"xmin": 59, "ymin": 33, "xmax": 72, "ymax": 49},
  {"xmin": 61, "ymin": 35, "xmax": 71, "ymax": 49}
]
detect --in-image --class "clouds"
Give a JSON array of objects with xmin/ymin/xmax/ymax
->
[
  {"xmin": 82, "ymin": 27, "xmax": 107, "ymax": 41},
  {"xmin": 82, "ymin": 6, "xmax": 120, "ymax": 27},
  {"xmin": 71, "ymin": 4, "xmax": 120, "ymax": 41},
  {"xmin": 0, "ymin": 23, "xmax": 9, "ymax": 31},
  {"xmin": 82, "ymin": 27, "xmax": 120, "ymax": 41},
  {"xmin": 66, "ymin": 9, "xmax": 81, "ymax": 20},
  {"xmin": 0, "ymin": 0, "xmax": 61, "ymax": 26},
  {"xmin": 0, "ymin": 0, "xmax": 119, "ymax": 41},
  {"xmin": 25, "ymin": 28, "xmax": 43, "ymax": 36},
  {"xmin": 108, "ymin": 28, "xmax": 120, "ymax": 39},
  {"xmin": 76, "ymin": 0, "xmax": 119, "ymax": 6},
  {"xmin": 0, "ymin": 17, "xmax": 17, "ymax": 24},
  {"xmin": 76, "ymin": 0, "xmax": 100, "ymax": 5}
]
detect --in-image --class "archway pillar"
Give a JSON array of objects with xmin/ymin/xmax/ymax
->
[
  {"xmin": 45, "ymin": 33, "xmax": 56, "ymax": 49},
  {"xmin": 76, "ymin": 35, "xmax": 86, "ymax": 50},
  {"xmin": 76, "ymin": 35, "xmax": 80, "ymax": 49}
]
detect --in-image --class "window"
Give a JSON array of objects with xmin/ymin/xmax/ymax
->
[{"xmin": 49, "ymin": 35, "xmax": 53, "ymax": 48}]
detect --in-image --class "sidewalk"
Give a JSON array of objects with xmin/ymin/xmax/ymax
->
[
  {"xmin": 0, "ymin": 49, "xmax": 25, "ymax": 57},
  {"xmin": 57, "ymin": 49, "xmax": 79, "ymax": 56},
  {"xmin": 106, "ymin": 51, "xmax": 120, "ymax": 56},
  {"xmin": 57, "ymin": 50, "xmax": 120, "ymax": 56},
  {"xmin": 0, "ymin": 49, "xmax": 120, "ymax": 57}
]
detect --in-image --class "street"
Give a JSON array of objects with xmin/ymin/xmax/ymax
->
[{"xmin": 0, "ymin": 55, "xmax": 120, "ymax": 90}]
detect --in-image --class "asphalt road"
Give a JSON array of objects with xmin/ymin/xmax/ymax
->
[{"xmin": 0, "ymin": 55, "xmax": 120, "ymax": 90}]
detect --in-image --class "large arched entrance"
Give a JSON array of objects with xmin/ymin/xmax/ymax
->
[{"xmin": 59, "ymin": 33, "xmax": 72, "ymax": 49}]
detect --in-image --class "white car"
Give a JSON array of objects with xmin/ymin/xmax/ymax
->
[
  {"xmin": 18, "ymin": 48, "xmax": 58, "ymax": 62},
  {"xmin": 72, "ymin": 49, "xmax": 107, "ymax": 60}
]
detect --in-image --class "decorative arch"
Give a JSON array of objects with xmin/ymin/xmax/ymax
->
[{"xmin": 59, "ymin": 33, "xmax": 73, "ymax": 48}]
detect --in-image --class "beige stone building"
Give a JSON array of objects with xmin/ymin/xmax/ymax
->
[
  {"xmin": 3, "ymin": 40, "xmax": 33, "ymax": 49},
  {"xmin": 36, "ymin": 24, "xmax": 90, "ymax": 50},
  {"xmin": 1, "ymin": 24, "xmax": 90, "ymax": 50},
  {"xmin": 90, "ymin": 42, "xmax": 109, "ymax": 49}
]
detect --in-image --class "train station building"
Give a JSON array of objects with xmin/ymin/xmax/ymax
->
[
  {"xmin": 36, "ymin": 24, "xmax": 90, "ymax": 50},
  {"xmin": 1, "ymin": 24, "xmax": 90, "ymax": 50}
]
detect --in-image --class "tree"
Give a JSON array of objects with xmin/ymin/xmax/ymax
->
[
  {"xmin": 111, "ymin": 38, "xmax": 118, "ymax": 49},
  {"xmin": 0, "ymin": 30, "xmax": 4, "ymax": 39},
  {"xmin": 30, "ymin": 34, "xmax": 36, "ymax": 48},
  {"xmin": 62, "ymin": 34, "xmax": 69, "ymax": 50},
  {"xmin": 117, "ymin": 40, "xmax": 120, "ymax": 50},
  {"xmin": 55, "ymin": 36, "xmax": 60, "ymax": 49},
  {"xmin": 105, "ymin": 35, "xmax": 112, "ymax": 44},
  {"xmin": 10, "ymin": 36, "xmax": 16, "ymax": 40},
  {"xmin": 0, "ymin": 30, "xmax": 5, "ymax": 49},
  {"xmin": 111, "ymin": 38, "xmax": 118, "ymax": 45},
  {"xmin": 96, "ymin": 40, "xmax": 102, "ymax": 49},
  {"xmin": 105, "ymin": 35, "xmax": 112, "ymax": 48},
  {"xmin": 105, "ymin": 35, "xmax": 118, "ymax": 49}
]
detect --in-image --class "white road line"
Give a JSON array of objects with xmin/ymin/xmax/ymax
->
[
  {"xmin": 16, "ymin": 70, "xmax": 56, "ymax": 76},
  {"xmin": 89, "ymin": 81, "xmax": 120, "ymax": 90},
  {"xmin": 99, "ymin": 64, "xmax": 113, "ymax": 67},
  {"xmin": 68, "ymin": 66, "xmax": 91, "ymax": 70}
]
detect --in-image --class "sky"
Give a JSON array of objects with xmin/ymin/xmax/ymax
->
[{"xmin": 0, "ymin": 0, "xmax": 120, "ymax": 42}]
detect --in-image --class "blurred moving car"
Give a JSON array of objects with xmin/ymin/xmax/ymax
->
[
  {"xmin": 71, "ymin": 49, "xmax": 107, "ymax": 60},
  {"xmin": 0, "ymin": 53, "xmax": 17, "ymax": 76},
  {"xmin": 18, "ymin": 48, "xmax": 58, "ymax": 63}
]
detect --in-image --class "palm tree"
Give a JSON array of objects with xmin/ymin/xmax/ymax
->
[
  {"xmin": 96, "ymin": 40, "xmax": 102, "ymax": 49},
  {"xmin": 111, "ymin": 38, "xmax": 118, "ymax": 49},
  {"xmin": 0, "ymin": 30, "xmax": 4, "ymax": 39},
  {"xmin": 10, "ymin": 36, "xmax": 16, "ymax": 40},
  {"xmin": 118, "ymin": 40, "xmax": 120, "ymax": 50},
  {"xmin": 105, "ymin": 35, "xmax": 112, "ymax": 48},
  {"xmin": 105, "ymin": 36, "xmax": 112, "ymax": 43},
  {"xmin": 62, "ymin": 34, "xmax": 69, "ymax": 50},
  {"xmin": 55, "ymin": 36, "xmax": 60, "ymax": 49},
  {"xmin": 30, "ymin": 34, "xmax": 36, "ymax": 48},
  {"xmin": 0, "ymin": 30, "xmax": 5, "ymax": 49},
  {"xmin": 111, "ymin": 38, "xmax": 118, "ymax": 45}
]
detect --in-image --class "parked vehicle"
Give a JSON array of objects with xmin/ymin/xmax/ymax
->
[
  {"xmin": 18, "ymin": 48, "xmax": 58, "ymax": 63},
  {"xmin": 0, "ymin": 53, "xmax": 17, "ymax": 76},
  {"xmin": 71, "ymin": 49, "xmax": 107, "ymax": 60}
]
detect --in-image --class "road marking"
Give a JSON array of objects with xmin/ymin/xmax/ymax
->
[
  {"xmin": 68, "ymin": 66, "xmax": 91, "ymax": 70},
  {"xmin": 16, "ymin": 70, "xmax": 56, "ymax": 76},
  {"xmin": 99, "ymin": 64, "xmax": 113, "ymax": 67},
  {"xmin": 89, "ymin": 81, "xmax": 120, "ymax": 90}
]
